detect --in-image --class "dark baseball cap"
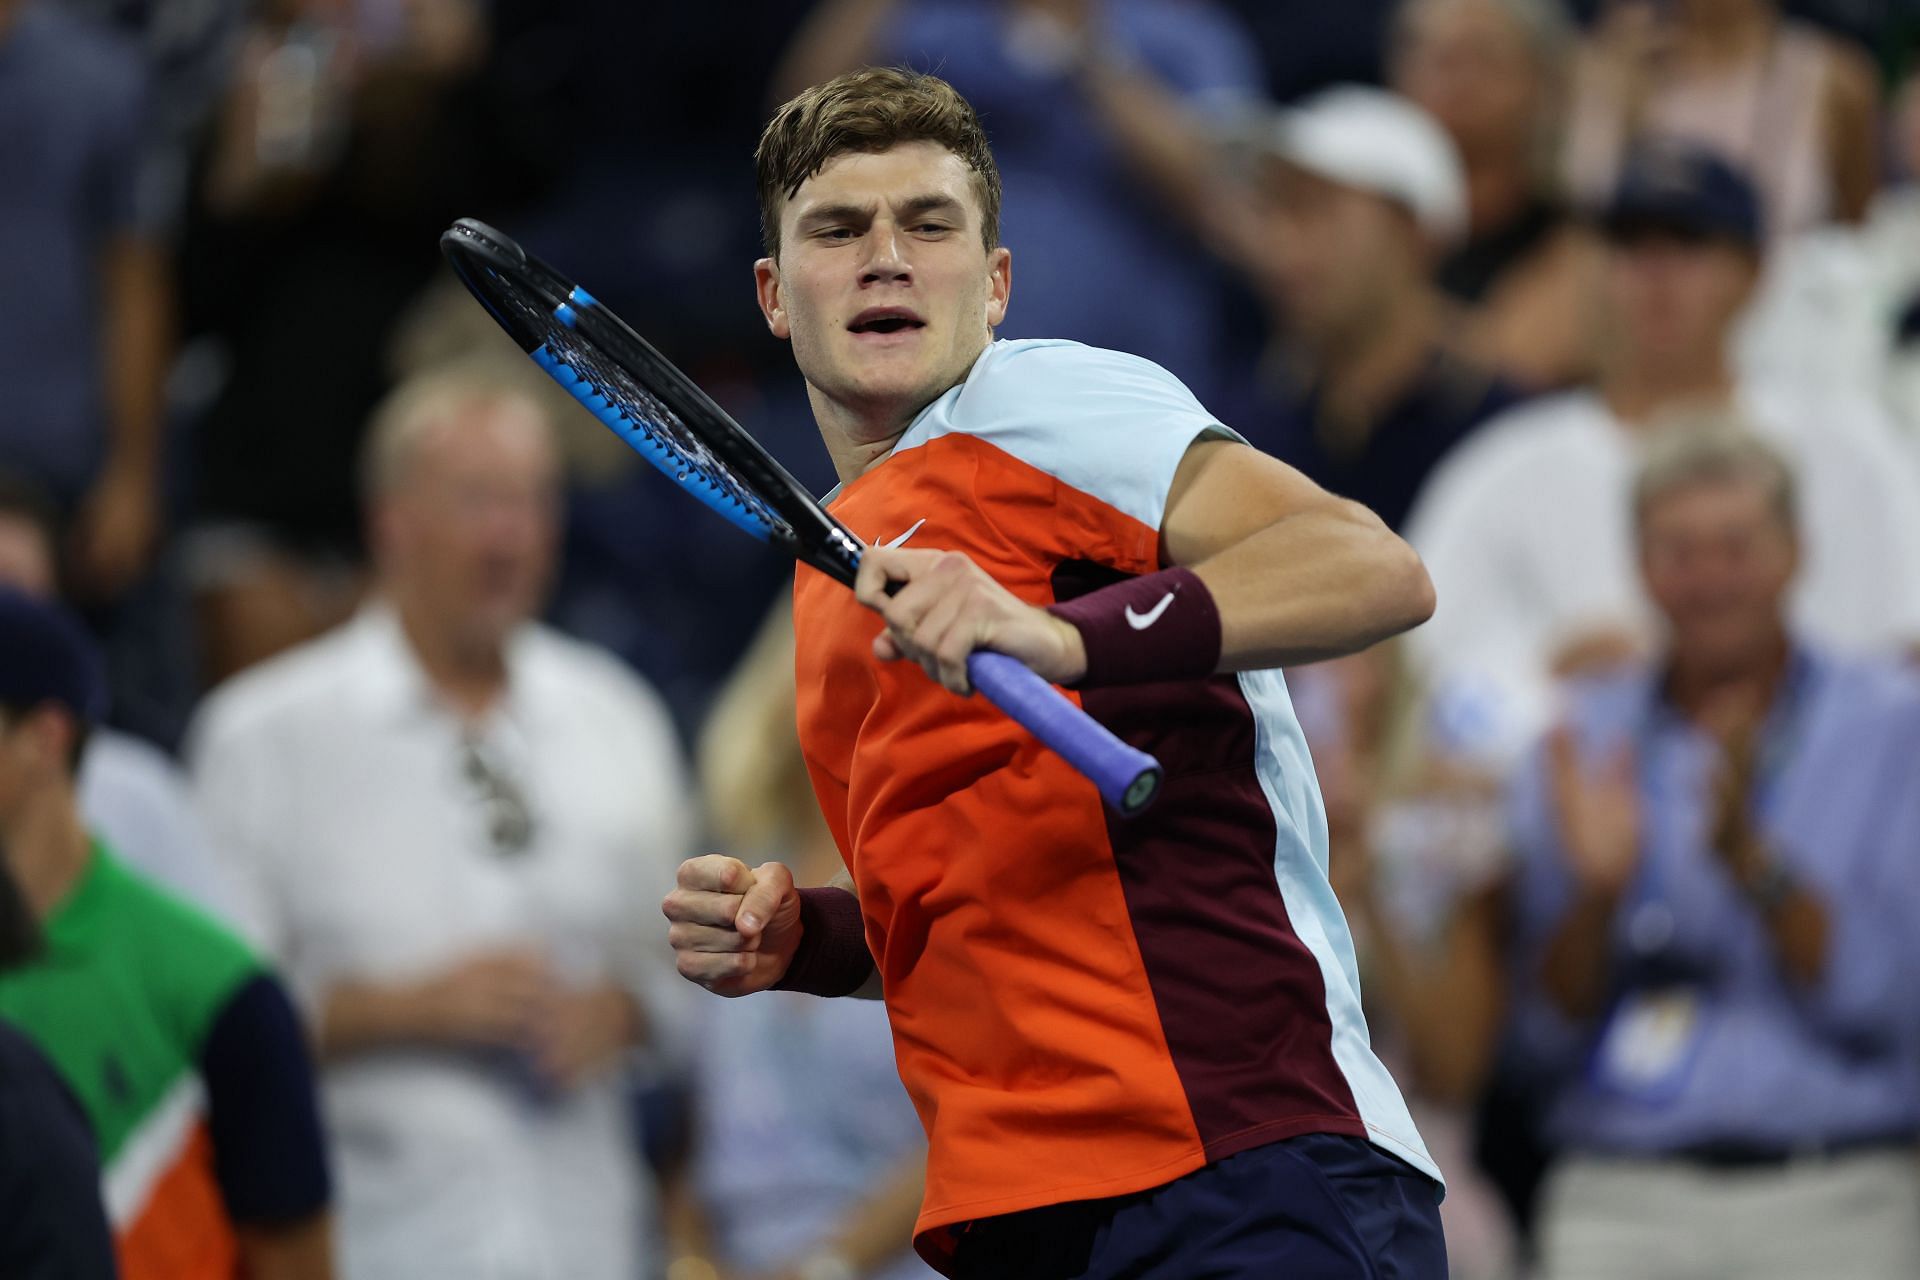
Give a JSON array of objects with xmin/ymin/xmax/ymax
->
[
  {"xmin": 1601, "ymin": 143, "xmax": 1762, "ymax": 248},
  {"xmin": 0, "ymin": 587, "xmax": 106, "ymax": 724}
]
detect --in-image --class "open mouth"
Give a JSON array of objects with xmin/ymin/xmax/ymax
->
[{"xmin": 848, "ymin": 307, "xmax": 927, "ymax": 335}]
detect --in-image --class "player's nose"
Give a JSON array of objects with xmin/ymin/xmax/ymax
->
[{"xmin": 859, "ymin": 222, "xmax": 912, "ymax": 284}]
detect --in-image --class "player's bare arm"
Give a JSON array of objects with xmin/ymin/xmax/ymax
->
[
  {"xmin": 857, "ymin": 438, "xmax": 1435, "ymax": 695},
  {"xmin": 1160, "ymin": 438, "xmax": 1436, "ymax": 664}
]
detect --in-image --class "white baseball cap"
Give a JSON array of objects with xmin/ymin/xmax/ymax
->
[{"xmin": 1257, "ymin": 85, "xmax": 1468, "ymax": 244}]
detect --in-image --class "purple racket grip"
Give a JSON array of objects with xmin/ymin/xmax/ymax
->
[{"xmin": 965, "ymin": 650, "xmax": 1163, "ymax": 817}]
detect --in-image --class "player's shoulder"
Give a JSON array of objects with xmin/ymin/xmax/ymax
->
[
  {"xmin": 901, "ymin": 339, "xmax": 1238, "ymax": 529},
  {"xmin": 908, "ymin": 337, "xmax": 1233, "ymax": 461},
  {"xmin": 952, "ymin": 338, "xmax": 1211, "ymax": 422}
]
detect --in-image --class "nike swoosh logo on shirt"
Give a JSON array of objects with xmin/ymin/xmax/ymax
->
[
  {"xmin": 881, "ymin": 518, "xmax": 926, "ymax": 549},
  {"xmin": 1125, "ymin": 592, "xmax": 1175, "ymax": 630}
]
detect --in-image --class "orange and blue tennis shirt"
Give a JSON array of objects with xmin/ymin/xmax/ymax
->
[{"xmin": 792, "ymin": 338, "xmax": 1441, "ymax": 1270}]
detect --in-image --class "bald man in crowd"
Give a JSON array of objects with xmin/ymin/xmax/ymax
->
[{"xmin": 188, "ymin": 366, "xmax": 695, "ymax": 1280}]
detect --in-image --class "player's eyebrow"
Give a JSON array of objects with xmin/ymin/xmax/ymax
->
[
  {"xmin": 894, "ymin": 193, "xmax": 966, "ymax": 224},
  {"xmin": 794, "ymin": 193, "xmax": 967, "ymax": 232},
  {"xmin": 795, "ymin": 200, "xmax": 875, "ymax": 231}
]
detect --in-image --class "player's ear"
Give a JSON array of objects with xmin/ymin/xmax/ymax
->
[
  {"xmin": 754, "ymin": 257, "xmax": 791, "ymax": 340},
  {"xmin": 984, "ymin": 245, "xmax": 1011, "ymax": 329}
]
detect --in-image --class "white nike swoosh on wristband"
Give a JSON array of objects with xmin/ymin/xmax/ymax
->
[
  {"xmin": 881, "ymin": 518, "xmax": 926, "ymax": 549},
  {"xmin": 1125, "ymin": 592, "xmax": 1175, "ymax": 630}
]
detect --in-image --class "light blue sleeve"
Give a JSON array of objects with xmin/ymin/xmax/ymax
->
[{"xmin": 937, "ymin": 339, "xmax": 1244, "ymax": 532}]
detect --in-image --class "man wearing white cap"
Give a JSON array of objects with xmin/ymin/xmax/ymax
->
[{"xmin": 1226, "ymin": 85, "xmax": 1520, "ymax": 532}]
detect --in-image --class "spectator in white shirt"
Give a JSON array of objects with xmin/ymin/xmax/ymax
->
[
  {"xmin": 0, "ymin": 468, "xmax": 239, "ymax": 920},
  {"xmin": 1405, "ymin": 144, "xmax": 1920, "ymax": 767},
  {"xmin": 187, "ymin": 364, "xmax": 695, "ymax": 1280}
]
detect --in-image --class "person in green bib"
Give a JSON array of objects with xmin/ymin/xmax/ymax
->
[{"xmin": 0, "ymin": 587, "xmax": 334, "ymax": 1280}]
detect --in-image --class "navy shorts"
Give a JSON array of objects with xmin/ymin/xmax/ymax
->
[{"xmin": 947, "ymin": 1132, "xmax": 1448, "ymax": 1279}]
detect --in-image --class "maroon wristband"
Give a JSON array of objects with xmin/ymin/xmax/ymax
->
[
  {"xmin": 1046, "ymin": 566, "xmax": 1223, "ymax": 688},
  {"xmin": 771, "ymin": 887, "xmax": 875, "ymax": 998}
]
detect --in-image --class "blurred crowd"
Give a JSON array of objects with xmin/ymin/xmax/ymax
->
[{"xmin": 3, "ymin": 0, "xmax": 1920, "ymax": 1277}]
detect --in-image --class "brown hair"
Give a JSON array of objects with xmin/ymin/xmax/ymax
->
[{"xmin": 755, "ymin": 67, "xmax": 1002, "ymax": 259}]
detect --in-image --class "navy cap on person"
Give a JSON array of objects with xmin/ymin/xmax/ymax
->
[
  {"xmin": 1601, "ymin": 144, "xmax": 1763, "ymax": 248},
  {"xmin": 0, "ymin": 588, "xmax": 106, "ymax": 723}
]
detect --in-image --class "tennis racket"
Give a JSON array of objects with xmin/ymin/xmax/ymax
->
[{"xmin": 439, "ymin": 218, "xmax": 1163, "ymax": 817}]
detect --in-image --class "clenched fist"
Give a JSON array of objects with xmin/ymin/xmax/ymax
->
[{"xmin": 661, "ymin": 855, "xmax": 804, "ymax": 997}]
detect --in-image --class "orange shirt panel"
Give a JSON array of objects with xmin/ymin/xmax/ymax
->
[{"xmin": 793, "ymin": 434, "xmax": 1209, "ymax": 1241}]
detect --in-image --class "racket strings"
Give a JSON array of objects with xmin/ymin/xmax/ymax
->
[
  {"xmin": 471, "ymin": 259, "xmax": 792, "ymax": 539},
  {"xmin": 543, "ymin": 324, "xmax": 792, "ymax": 536}
]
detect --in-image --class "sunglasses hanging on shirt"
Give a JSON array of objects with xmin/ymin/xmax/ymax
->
[{"xmin": 460, "ymin": 734, "xmax": 536, "ymax": 857}]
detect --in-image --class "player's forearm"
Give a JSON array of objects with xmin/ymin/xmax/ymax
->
[{"xmin": 1192, "ymin": 501, "xmax": 1435, "ymax": 670}]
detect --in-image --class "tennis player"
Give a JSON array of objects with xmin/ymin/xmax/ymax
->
[{"xmin": 663, "ymin": 67, "xmax": 1447, "ymax": 1279}]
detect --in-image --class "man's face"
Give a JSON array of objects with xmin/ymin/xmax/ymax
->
[
  {"xmin": 0, "ymin": 515, "xmax": 55, "ymax": 598},
  {"xmin": 375, "ymin": 399, "xmax": 559, "ymax": 651},
  {"xmin": 756, "ymin": 142, "xmax": 1011, "ymax": 438},
  {"xmin": 1392, "ymin": 0, "xmax": 1542, "ymax": 162},
  {"xmin": 1604, "ymin": 230, "xmax": 1757, "ymax": 375},
  {"xmin": 0, "ymin": 705, "xmax": 67, "ymax": 831},
  {"xmin": 1639, "ymin": 477, "xmax": 1796, "ymax": 672},
  {"xmin": 1252, "ymin": 161, "xmax": 1422, "ymax": 348}
]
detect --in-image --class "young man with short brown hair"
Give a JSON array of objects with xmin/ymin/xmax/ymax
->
[{"xmin": 666, "ymin": 68, "xmax": 1449, "ymax": 1279}]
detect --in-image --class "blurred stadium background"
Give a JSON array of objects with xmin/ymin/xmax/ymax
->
[{"xmin": 4, "ymin": 0, "xmax": 1920, "ymax": 1277}]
